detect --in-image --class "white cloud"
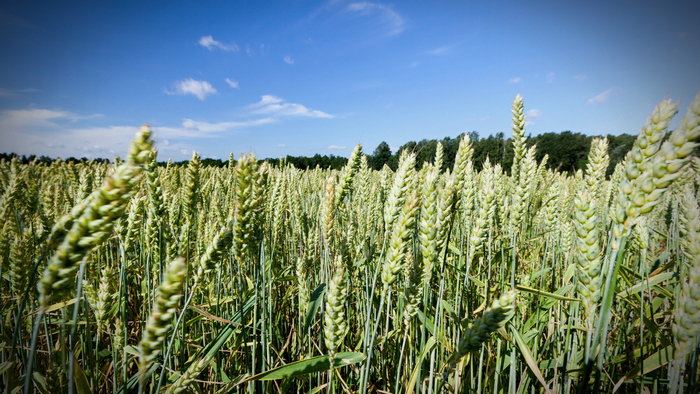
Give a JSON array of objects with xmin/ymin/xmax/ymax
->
[
  {"xmin": 509, "ymin": 77, "xmax": 521, "ymax": 83},
  {"xmin": 0, "ymin": 108, "xmax": 80, "ymax": 129},
  {"xmin": 0, "ymin": 105, "xmax": 279, "ymax": 158},
  {"xmin": 225, "ymin": 78, "xmax": 239, "ymax": 89},
  {"xmin": 278, "ymin": 144, "xmax": 286, "ymax": 148},
  {"xmin": 249, "ymin": 95, "xmax": 333, "ymax": 118},
  {"xmin": 346, "ymin": 2, "xmax": 405, "ymax": 36},
  {"xmin": 573, "ymin": 74, "xmax": 587, "ymax": 80},
  {"xmin": 284, "ymin": 56, "xmax": 295, "ymax": 64},
  {"xmin": 328, "ymin": 145, "xmax": 347, "ymax": 150},
  {"xmin": 166, "ymin": 78, "xmax": 217, "ymax": 100},
  {"xmin": 409, "ymin": 61, "xmax": 420, "ymax": 67},
  {"xmin": 546, "ymin": 72, "xmax": 555, "ymax": 83},
  {"xmin": 426, "ymin": 46, "xmax": 450, "ymax": 55},
  {"xmin": 0, "ymin": 107, "xmax": 139, "ymax": 158},
  {"xmin": 588, "ymin": 88, "xmax": 616, "ymax": 104},
  {"xmin": 526, "ymin": 109, "xmax": 541, "ymax": 119},
  {"xmin": 198, "ymin": 36, "xmax": 239, "ymax": 52},
  {"xmin": 246, "ymin": 44, "xmax": 252, "ymax": 55},
  {"xmin": 480, "ymin": 116, "xmax": 490, "ymax": 121},
  {"xmin": 389, "ymin": 146, "xmax": 398, "ymax": 153}
]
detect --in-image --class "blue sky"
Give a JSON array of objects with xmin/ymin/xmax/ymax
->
[{"xmin": 0, "ymin": 0, "xmax": 699, "ymax": 161}]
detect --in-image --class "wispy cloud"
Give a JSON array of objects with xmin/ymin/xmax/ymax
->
[
  {"xmin": 158, "ymin": 118, "xmax": 276, "ymax": 138},
  {"xmin": 0, "ymin": 108, "xmax": 98, "ymax": 129},
  {"xmin": 409, "ymin": 61, "xmax": 420, "ymax": 68},
  {"xmin": 328, "ymin": 145, "xmax": 347, "ymax": 150},
  {"xmin": 588, "ymin": 88, "xmax": 616, "ymax": 104},
  {"xmin": 526, "ymin": 109, "xmax": 541, "ymax": 119},
  {"xmin": 278, "ymin": 143, "xmax": 286, "ymax": 148},
  {"xmin": 509, "ymin": 77, "xmax": 521, "ymax": 83},
  {"xmin": 426, "ymin": 46, "xmax": 450, "ymax": 55},
  {"xmin": 345, "ymin": 2, "xmax": 405, "ymax": 36},
  {"xmin": 284, "ymin": 56, "xmax": 295, "ymax": 64},
  {"xmin": 573, "ymin": 74, "xmax": 587, "ymax": 80},
  {"xmin": 0, "ymin": 88, "xmax": 39, "ymax": 97},
  {"xmin": 546, "ymin": 72, "xmax": 555, "ymax": 83},
  {"xmin": 165, "ymin": 78, "xmax": 217, "ymax": 100},
  {"xmin": 225, "ymin": 78, "xmax": 239, "ymax": 89},
  {"xmin": 198, "ymin": 35, "xmax": 239, "ymax": 52},
  {"xmin": 249, "ymin": 95, "xmax": 333, "ymax": 118}
]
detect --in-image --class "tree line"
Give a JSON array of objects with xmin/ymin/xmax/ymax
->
[
  {"xmin": 370, "ymin": 131, "xmax": 638, "ymax": 177},
  {"xmin": 5, "ymin": 130, "xmax": 683, "ymax": 177}
]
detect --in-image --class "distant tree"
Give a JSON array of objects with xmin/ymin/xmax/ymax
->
[{"xmin": 370, "ymin": 141, "xmax": 392, "ymax": 170}]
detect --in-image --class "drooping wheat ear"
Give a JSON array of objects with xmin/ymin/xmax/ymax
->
[
  {"xmin": 139, "ymin": 257, "xmax": 187, "ymax": 381},
  {"xmin": 383, "ymin": 151, "xmax": 417, "ymax": 234},
  {"xmin": 467, "ymin": 158, "xmax": 497, "ymax": 264},
  {"xmin": 322, "ymin": 176, "xmax": 336, "ymax": 251},
  {"xmin": 510, "ymin": 94, "xmax": 526, "ymax": 184},
  {"xmin": 382, "ymin": 187, "xmax": 419, "ymax": 293},
  {"xmin": 164, "ymin": 357, "xmax": 211, "ymax": 394},
  {"xmin": 604, "ymin": 162, "xmax": 624, "ymax": 223},
  {"xmin": 573, "ymin": 190, "xmax": 603, "ymax": 324},
  {"xmin": 192, "ymin": 218, "xmax": 233, "ymax": 288},
  {"xmin": 39, "ymin": 125, "xmax": 152, "ymax": 306},
  {"xmin": 232, "ymin": 153, "xmax": 260, "ymax": 266},
  {"xmin": 534, "ymin": 153, "xmax": 549, "ymax": 194},
  {"xmin": 335, "ymin": 144, "xmax": 362, "ymax": 207},
  {"xmin": 649, "ymin": 91, "xmax": 700, "ymax": 186},
  {"xmin": 324, "ymin": 255, "xmax": 348, "ymax": 369},
  {"xmin": 448, "ymin": 290, "xmax": 516, "ymax": 367},
  {"xmin": 611, "ymin": 98, "xmax": 679, "ymax": 246},
  {"xmin": 419, "ymin": 164, "xmax": 439, "ymax": 283}
]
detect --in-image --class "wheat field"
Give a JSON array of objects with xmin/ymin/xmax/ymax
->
[{"xmin": 1, "ymin": 93, "xmax": 700, "ymax": 394}]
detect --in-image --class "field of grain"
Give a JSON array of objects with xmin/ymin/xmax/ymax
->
[{"xmin": 1, "ymin": 93, "xmax": 700, "ymax": 394}]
